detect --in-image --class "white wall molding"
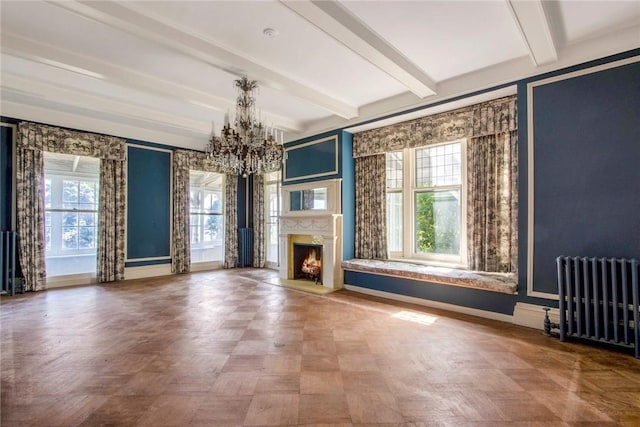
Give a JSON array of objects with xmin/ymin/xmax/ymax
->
[
  {"xmin": 124, "ymin": 263, "xmax": 173, "ymax": 280},
  {"xmin": 512, "ymin": 302, "xmax": 559, "ymax": 330}
]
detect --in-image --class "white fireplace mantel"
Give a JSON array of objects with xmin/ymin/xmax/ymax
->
[{"xmin": 279, "ymin": 213, "xmax": 343, "ymax": 290}]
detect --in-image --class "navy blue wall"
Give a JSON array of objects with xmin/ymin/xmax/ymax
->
[
  {"xmin": 126, "ymin": 145, "xmax": 172, "ymax": 265},
  {"xmin": 0, "ymin": 123, "xmax": 16, "ymax": 231},
  {"xmin": 344, "ymin": 271, "xmax": 516, "ymax": 315},
  {"xmin": 340, "ymin": 131, "xmax": 355, "ymax": 260},
  {"xmin": 521, "ymin": 58, "xmax": 640, "ymax": 298}
]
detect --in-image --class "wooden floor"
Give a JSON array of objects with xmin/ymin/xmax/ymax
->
[{"xmin": 2, "ymin": 269, "xmax": 640, "ymax": 426}]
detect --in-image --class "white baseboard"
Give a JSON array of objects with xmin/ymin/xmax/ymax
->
[
  {"xmin": 512, "ymin": 302, "xmax": 559, "ymax": 330},
  {"xmin": 46, "ymin": 273, "xmax": 97, "ymax": 288},
  {"xmin": 190, "ymin": 261, "xmax": 223, "ymax": 273},
  {"xmin": 343, "ymin": 284, "xmax": 513, "ymax": 323},
  {"xmin": 124, "ymin": 263, "xmax": 173, "ymax": 280}
]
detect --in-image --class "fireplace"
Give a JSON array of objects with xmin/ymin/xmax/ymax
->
[
  {"xmin": 293, "ymin": 244, "xmax": 322, "ymax": 284},
  {"xmin": 279, "ymin": 179, "xmax": 343, "ymax": 290}
]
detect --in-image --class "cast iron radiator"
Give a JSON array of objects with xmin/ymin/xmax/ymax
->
[
  {"xmin": 1, "ymin": 231, "xmax": 17, "ymax": 295},
  {"xmin": 556, "ymin": 256, "xmax": 640, "ymax": 357},
  {"xmin": 237, "ymin": 228, "xmax": 253, "ymax": 267}
]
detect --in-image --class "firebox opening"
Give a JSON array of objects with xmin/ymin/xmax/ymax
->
[{"xmin": 293, "ymin": 244, "xmax": 322, "ymax": 285}]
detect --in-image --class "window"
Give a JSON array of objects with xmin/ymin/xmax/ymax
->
[
  {"xmin": 386, "ymin": 140, "xmax": 466, "ymax": 265},
  {"xmin": 44, "ymin": 152, "xmax": 100, "ymax": 277},
  {"xmin": 190, "ymin": 171, "xmax": 224, "ymax": 263},
  {"xmin": 265, "ymin": 171, "xmax": 281, "ymax": 266}
]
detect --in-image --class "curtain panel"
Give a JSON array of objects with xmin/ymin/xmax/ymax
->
[
  {"xmin": 467, "ymin": 131, "xmax": 518, "ymax": 273},
  {"xmin": 224, "ymin": 175, "xmax": 239, "ymax": 268},
  {"xmin": 15, "ymin": 147, "xmax": 46, "ymax": 291},
  {"xmin": 252, "ymin": 174, "xmax": 266, "ymax": 268},
  {"xmin": 354, "ymin": 154, "xmax": 388, "ymax": 259},
  {"xmin": 172, "ymin": 150, "xmax": 191, "ymax": 274},
  {"xmin": 353, "ymin": 96, "xmax": 517, "ymax": 158},
  {"xmin": 97, "ymin": 159, "xmax": 126, "ymax": 282},
  {"xmin": 17, "ymin": 122, "xmax": 127, "ymax": 289}
]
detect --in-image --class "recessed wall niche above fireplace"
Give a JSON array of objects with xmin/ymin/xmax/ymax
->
[{"xmin": 279, "ymin": 179, "xmax": 343, "ymax": 290}]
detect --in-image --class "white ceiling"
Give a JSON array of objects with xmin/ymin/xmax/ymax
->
[{"xmin": 1, "ymin": 1, "xmax": 639, "ymax": 150}]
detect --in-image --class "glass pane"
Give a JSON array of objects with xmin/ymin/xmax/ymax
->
[
  {"xmin": 386, "ymin": 192, "xmax": 403, "ymax": 253},
  {"xmin": 78, "ymin": 227, "xmax": 95, "ymax": 249},
  {"xmin": 62, "ymin": 227, "xmax": 78, "ymax": 250},
  {"xmin": 414, "ymin": 190, "xmax": 460, "ymax": 255},
  {"xmin": 79, "ymin": 181, "xmax": 97, "ymax": 205},
  {"xmin": 63, "ymin": 212, "xmax": 78, "ymax": 226},
  {"xmin": 416, "ymin": 142, "xmax": 461, "ymax": 188},
  {"xmin": 78, "ymin": 213, "xmax": 95, "ymax": 226},
  {"xmin": 45, "ymin": 179, "xmax": 52, "ymax": 208},
  {"xmin": 63, "ymin": 181, "xmax": 78, "ymax": 204},
  {"xmin": 203, "ymin": 215, "xmax": 223, "ymax": 242},
  {"xmin": 386, "ymin": 152, "xmax": 403, "ymax": 189}
]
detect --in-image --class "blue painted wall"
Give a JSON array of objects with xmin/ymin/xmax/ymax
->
[
  {"xmin": 520, "ymin": 57, "xmax": 640, "ymax": 299},
  {"xmin": 340, "ymin": 131, "xmax": 355, "ymax": 260},
  {"xmin": 126, "ymin": 145, "xmax": 172, "ymax": 263},
  {"xmin": 344, "ymin": 270, "xmax": 516, "ymax": 315},
  {"xmin": 0, "ymin": 122, "xmax": 15, "ymax": 231},
  {"xmin": 284, "ymin": 131, "xmax": 342, "ymax": 185}
]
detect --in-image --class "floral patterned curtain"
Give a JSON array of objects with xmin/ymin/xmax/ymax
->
[
  {"xmin": 171, "ymin": 150, "xmax": 191, "ymax": 273},
  {"xmin": 355, "ymin": 154, "xmax": 388, "ymax": 259},
  {"xmin": 224, "ymin": 175, "xmax": 238, "ymax": 268},
  {"xmin": 467, "ymin": 130, "xmax": 518, "ymax": 273},
  {"xmin": 18, "ymin": 122, "xmax": 127, "ymax": 287},
  {"xmin": 252, "ymin": 174, "xmax": 265, "ymax": 267},
  {"xmin": 97, "ymin": 159, "xmax": 126, "ymax": 282},
  {"xmin": 15, "ymin": 146, "xmax": 46, "ymax": 291},
  {"xmin": 353, "ymin": 96, "xmax": 516, "ymax": 158}
]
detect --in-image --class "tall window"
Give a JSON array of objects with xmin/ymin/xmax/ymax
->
[
  {"xmin": 386, "ymin": 140, "xmax": 466, "ymax": 265},
  {"xmin": 190, "ymin": 171, "xmax": 224, "ymax": 263},
  {"xmin": 265, "ymin": 171, "xmax": 281, "ymax": 266},
  {"xmin": 44, "ymin": 152, "xmax": 100, "ymax": 277}
]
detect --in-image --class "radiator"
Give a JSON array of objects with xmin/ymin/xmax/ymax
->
[
  {"xmin": 1, "ymin": 231, "xmax": 17, "ymax": 295},
  {"xmin": 237, "ymin": 228, "xmax": 253, "ymax": 267},
  {"xmin": 556, "ymin": 256, "xmax": 640, "ymax": 358}
]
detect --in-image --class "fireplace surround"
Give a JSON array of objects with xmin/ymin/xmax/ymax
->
[{"xmin": 279, "ymin": 179, "xmax": 343, "ymax": 290}]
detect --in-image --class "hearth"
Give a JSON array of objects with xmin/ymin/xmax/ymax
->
[{"xmin": 293, "ymin": 244, "xmax": 322, "ymax": 285}]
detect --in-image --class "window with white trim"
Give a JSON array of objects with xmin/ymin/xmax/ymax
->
[
  {"xmin": 386, "ymin": 140, "xmax": 466, "ymax": 266},
  {"xmin": 44, "ymin": 152, "xmax": 100, "ymax": 277},
  {"xmin": 189, "ymin": 170, "xmax": 224, "ymax": 263},
  {"xmin": 265, "ymin": 171, "xmax": 281, "ymax": 266}
]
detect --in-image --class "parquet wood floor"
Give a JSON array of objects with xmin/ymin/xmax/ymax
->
[{"xmin": 2, "ymin": 268, "xmax": 640, "ymax": 426}]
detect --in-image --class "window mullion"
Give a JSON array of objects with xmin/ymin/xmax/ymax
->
[{"xmin": 403, "ymin": 148, "xmax": 412, "ymax": 258}]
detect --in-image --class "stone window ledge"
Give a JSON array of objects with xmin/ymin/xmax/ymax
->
[{"xmin": 341, "ymin": 259, "xmax": 517, "ymax": 295}]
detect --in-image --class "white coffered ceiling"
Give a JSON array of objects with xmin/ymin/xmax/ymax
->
[{"xmin": 1, "ymin": 1, "xmax": 639, "ymax": 150}]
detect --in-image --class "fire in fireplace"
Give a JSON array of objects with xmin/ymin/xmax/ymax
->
[{"xmin": 293, "ymin": 244, "xmax": 322, "ymax": 285}]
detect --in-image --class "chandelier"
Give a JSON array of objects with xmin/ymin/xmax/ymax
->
[{"xmin": 206, "ymin": 77, "xmax": 284, "ymax": 177}]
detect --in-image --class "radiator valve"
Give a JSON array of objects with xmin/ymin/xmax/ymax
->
[{"xmin": 543, "ymin": 307, "xmax": 559, "ymax": 336}]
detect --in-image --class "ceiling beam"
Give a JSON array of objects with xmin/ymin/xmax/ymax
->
[
  {"xmin": 507, "ymin": 0, "xmax": 558, "ymax": 66},
  {"xmin": 281, "ymin": 0, "xmax": 437, "ymax": 98},
  {"xmin": 47, "ymin": 0, "xmax": 359, "ymax": 119},
  {"xmin": 0, "ymin": 33, "xmax": 303, "ymax": 132},
  {"xmin": 1, "ymin": 73, "xmax": 214, "ymax": 135}
]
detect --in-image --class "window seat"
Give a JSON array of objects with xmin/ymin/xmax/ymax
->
[{"xmin": 341, "ymin": 259, "xmax": 517, "ymax": 295}]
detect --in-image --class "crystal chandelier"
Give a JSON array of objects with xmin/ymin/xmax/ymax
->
[{"xmin": 206, "ymin": 77, "xmax": 284, "ymax": 177}]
